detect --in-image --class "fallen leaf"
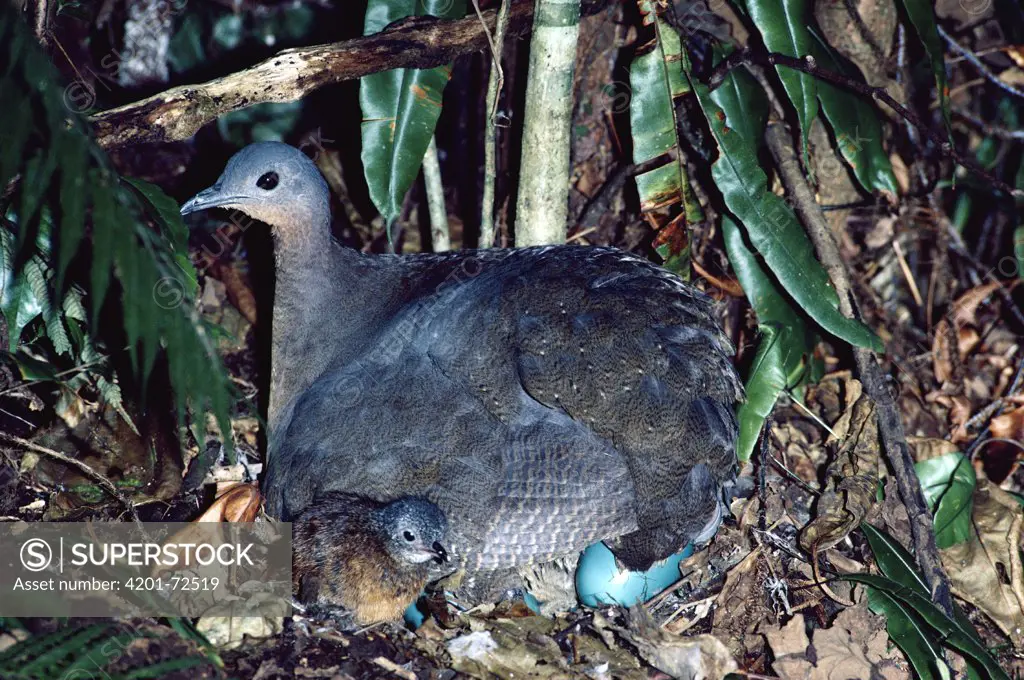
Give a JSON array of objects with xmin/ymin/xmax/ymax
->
[
  {"xmin": 801, "ymin": 390, "xmax": 881, "ymax": 552},
  {"xmin": 908, "ymin": 437, "xmax": 960, "ymax": 461},
  {"xmin": 615, "ymin": 609, "xmax": 737, "ymax": 680},
  {"xmin": 941, "ymin": 478, "xmax": 1024, "ymax": 646},
  {"xmin": 990, "ymin": 405, "xmax": 1024, "ymax": 443},
  {"xmin": 766, "ymin": 607, "xmax": 905, "ymax": 680},
  {"xmin": 195, "ymin": 483, "xmax": 261, "ymax": 523}
]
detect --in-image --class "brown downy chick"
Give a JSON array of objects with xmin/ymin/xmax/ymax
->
[{"xmin": 293, "ymin": 492, "xmax": 451, "ymax": 625}]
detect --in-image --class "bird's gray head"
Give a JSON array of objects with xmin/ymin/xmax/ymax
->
[
  {"xmin": 180, "ymin": 142, "xmax": 330, "ymax": 232},
  {"xmin": 371, "ymin": 498, "xmax": 449, "ymax": 566}
]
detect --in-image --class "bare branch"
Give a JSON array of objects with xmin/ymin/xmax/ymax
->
[
  {"xmin": 90, "ymin": 2, "xmax": 544, "ymax": 149},
  {"xmin": 765, "ymin": 121, "xmax": 956, "ymax": 618}
]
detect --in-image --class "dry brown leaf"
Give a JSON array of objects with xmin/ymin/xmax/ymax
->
[
  {"xmin": 941, "ymin": 478, "xmax": 1024, "ymax": 646},
  {"xmin": 925, "ymin": 392, "xmax": 974, "ymax": 443},
  {"xmin": 908, "ymin": 437, "xmax": 960, "ymax": 462},
  {"xmin": 194, "ymin": 482, "xmax": 261, "ymax": 523},
  {"xmin": 991, "ymin": 405, "xmax": 1024, "ymax": 443},
  {"xmin": 950, "ymin": 281, "xmax": 1004, "ymax": 328},
  {"xmin": 765, "ymin": 607, "xmax": 904, "ymax": 680},
  {"xmin": 801, "ymin": 391, "xmax": 880, "ymax": 552},
  {"xmin": 713, "ymin": 547, "xmax": 771, "ymax": 658},
  {"xmin": 1000, "ymin": 67, "xmax": 1024, "ymax": 88},
  {"xmin": 615, "ymin": 609, "xmax": 737, "ymax": 680}
]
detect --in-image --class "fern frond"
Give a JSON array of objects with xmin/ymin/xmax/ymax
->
[{"xmin": 0, "ymin": 4, "xmax": 233, "ymax": 448}]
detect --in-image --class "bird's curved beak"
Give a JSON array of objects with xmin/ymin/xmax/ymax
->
[
  {"xmin": 180, "ymin": 184, "xmax": 248, "ymax": 216},
  {"xmin": 430, "ymin": 541, "xmax": 449, "ymax": 564}
]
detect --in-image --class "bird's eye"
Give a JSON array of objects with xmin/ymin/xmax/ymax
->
[
  {"xmin": 403, "ymin": 530, "xmax": 416, "ymax": 542},
  {"xmin": 256, "ymin": 171, "xmax": 279, "ymax": 190}
]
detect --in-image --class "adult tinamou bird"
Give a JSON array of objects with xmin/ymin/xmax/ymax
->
[{"xmin": 181, "ymin": 142, "xmax": 743, "ymax": 616}]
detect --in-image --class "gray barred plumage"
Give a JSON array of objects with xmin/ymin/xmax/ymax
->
[{"xmin": 181, "ymin": 142, "xmax": 743, "ymax": 606}]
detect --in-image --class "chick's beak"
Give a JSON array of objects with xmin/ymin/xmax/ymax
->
[{"xmin": 430, "ymin": 541, "xmax": 449, "ymax": 563}]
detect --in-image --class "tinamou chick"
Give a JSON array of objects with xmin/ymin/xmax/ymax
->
[{"xmin": 292, "ymin": 492, "xmax": 451, "ymax": 625}]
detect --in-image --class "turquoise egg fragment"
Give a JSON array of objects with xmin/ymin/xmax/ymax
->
[
  {"xmin": 575, "ymin": 541, "xmax": 693, "ymax": 608},
  {"xmin": 404, "ymin": 599, "xmax": 426, "ymax": 628}
]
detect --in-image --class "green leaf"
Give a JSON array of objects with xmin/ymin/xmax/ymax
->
[
  {"xmin": 123, "ymin": 177, "xmax": 189, "ymax": 251},
  {"xmin": 360, "ymin": 0, "xmax": 466, "ymax": 230},
  {"xmin": 89, "ymin": 170, "xmax": 116, "ymax": 323},
  {"xmin": 736, "ymin": 0, "xmax": 818, "ymax": 158},
  {"xmin": 724, "ymin": 217, "xmax": 813, "ymax": 462},
  {"xmin": 0, "ymin": 80, "xmax": 31, "ymax": 187},
  {"xmin": 866, "ymin": 587, "xmax": 949, "ymax": 680},
  {"xmin": 212, "ymin": 13, "xmax": 243, "ymax": 50},
  {"xmin": 862, "ymin": 523, "xmax": 985, "ymax": 648},
  {"xmin": 809, "ymin": 35, "xmax": 899, "ymax": 196},
  {"xmin": 629, "ymin": 18, "xmax": 701, "ymax": 223},
  {"xmin": 898, "ymin": 0, "xmax": 950, "ymax": 132},
  {"xmin": 55, "ymin": 132, "xmax": 89, "ymax": 294},
  {"xmin": 841, "ymin": 573, "xmax": 1008, "ymax": 680},
  {"xmin": 682, "ymin": 51, "xmax": 883, "ymax": 352},
  {"xmin": 168, "ymin": 12, "xmax": 206, "ymax": 75},
  {"xmin": 708, "ymin": 57, "xmax": 767, "ymax": 150},
  {"xmin": 915, "ymin": 452, "xmax": 976, "ymax": 549}
]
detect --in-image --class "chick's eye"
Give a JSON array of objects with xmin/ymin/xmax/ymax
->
[
  {"xmin": 403, "ymin": 530, "xmax": 416, "ymax": 542},
  {"xmin": 256, "ymin": 171, "xmax": 279, "ymax": 190}
]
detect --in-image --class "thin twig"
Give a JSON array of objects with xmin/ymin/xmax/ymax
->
[
  {"xmin": 709, "ymin": 49, "xmax": 1024, "ymax": 199},
  {"xmin": 30, "ymin": 0, "xmax": 51, "ymax": 49},
  {"xmin": 892, "ymin": 241, "xmax": 924, "ymax": 307},
  {"xmin": 765, "ymin": 121, "xmax": 956, "ymax": 617},
  {"xmin": 953, "ymin": 106, "xmax": 1024, "ymax": 140},
  {"xmin": 938, "ymin": 26, "xmax": 1024, "ymax": 101},
  {"xmin": 477, "ymin": 0, "xmax": 513, "ymax": 248},
  {"xmin": 0, "ymin": 432, "xmax": 140, "ymax": 523}
]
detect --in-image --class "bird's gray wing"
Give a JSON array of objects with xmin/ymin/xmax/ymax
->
[
  {"xmin": 264, "ymin": 347, "xmax": 637, "ymax": 570},
  {"xmin": 407, "ymin": 247, "xmax": 743, "ymax": 571}
]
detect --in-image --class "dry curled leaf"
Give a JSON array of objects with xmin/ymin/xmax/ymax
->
[
  {"xmin": 766, "ymin": 607, "xmax": 904, "ymax": 680},
  {"xmin": 990, "ymin": 405, "xmax": 1024, "ymax": 444},
  {"xmin": 614, "ymin": 609, "xmax": 737, "ymax": 680},
  {"xmin": 941, "ymin": 478, "xmax": 1024, "ymax": 647},
  {"xmin": 801, "ymin": 389, "xmax": 880, "ymax": 552},
  {"xmin": 195, "ymin": 482, "xmax": 262, "ymax": 523}
]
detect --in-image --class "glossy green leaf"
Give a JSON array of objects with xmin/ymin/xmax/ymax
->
[
  {"xmin": 862, "ymin": 523, "xmax": 985, "ymax": 643},
  {"xmin": 629, "ymin": 18, "xmax": 700, "ymax": 222},
  {"xmin": 124, "ymin": 177, "xmax": 188, "ymax": 251},
  {"xmin": 841, "ymin": 573, "xmax": 1008, "ymax": 680},
  {"xmin": 168, "ymin": 13, "xmax": 206, "ymax": 74},
  {"xmin": 55, "ymin": 132, "xmax": 88, "ymax": 294},
  {"xmin": 898, "ymin": 0, "xmax": 950, "ymax": 131},
  {"xmin": 809, "ymin": 36, "xmax": 898, "ymax": 196},
  {"xmin": 915, "ymin": 452, "xmax": 975, "ymax": 549},
  {"xmin": 736, "ymin": 0, "xmax": 818, "ymax": 157},
  {"xmin": 709, "ymin": 59, "xmax": 767, "ymax": 150},
  {"xmin": 724, "ymin": 217, "xmax": 813, "ymax": 462},
  {"xmin": 712, "ymin": 51, "xmax": 811, "ymax": 462},
  {"xmin": 360, "ymin": 0, "xmax": 466, "ymax": 229},
  {"xmin": 682, "ymin": 51, "xmax": 883, "ymax": 352},
  {"xmin": 866, "ymin": 587, "xmax": 949, "ymax": 680}
]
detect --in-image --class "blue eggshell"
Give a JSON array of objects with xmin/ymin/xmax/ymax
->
[
  {"xmin": 575, "ymin": 541, "xmax": 694, "ymax": 608},
  {"xmin": 403, "ymin": 598, "xmax": 426, "ymax": 628},
  {"xmin": 522, "ymin": 590, "xmax": 542, "ymax": 614}
]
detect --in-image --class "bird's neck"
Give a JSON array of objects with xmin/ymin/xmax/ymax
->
[{"xmin": 268, "ymin": 228, "xmax": 399, "ymax": 436}]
